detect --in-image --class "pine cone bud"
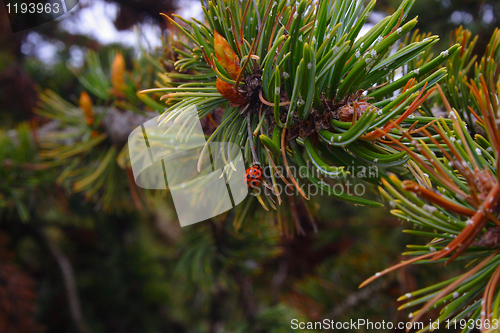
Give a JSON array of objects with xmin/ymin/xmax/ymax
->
[{"xmin": 79, "ymin": 91, "xmax": 94, "ymax": 126}]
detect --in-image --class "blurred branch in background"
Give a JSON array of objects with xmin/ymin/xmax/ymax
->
[
  {"xmin": 0, "ymin": 0, "xmax": 177, "ymax": 125},
  {"xmin": 44, "ymin": 230, "xmax": 90, "ymax": 333},
  {"xmin": 1, "ymin": 0, "xmax": 500, "ymax": 332}
]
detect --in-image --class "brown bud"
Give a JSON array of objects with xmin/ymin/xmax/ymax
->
[
  {"xmin": 79, "ymin": 91, "xmax": 94, "ymax": 126},
  {"xmin": 473, "ymin": 227, "xmax": 500, "ymax": 248},
  {"xmin": 338, "ymin": 102, "xmax": 378, "ymax": 122},
  {"xmin": 474, "ymin": 169, "xmax": 495, "ymax": 201}
]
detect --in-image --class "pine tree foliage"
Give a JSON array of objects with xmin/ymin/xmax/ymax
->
[
  {"xmin": 8, "ymin": 45, "xmax": 311, "ymax": 331},
  {"xmin": 423, "ymin": 27, "xmax": 479, "ymax": 128},
  {"xmin": 142, "ymin": 0, "xmax": 458, "ymax": 213},
  {"xmin": 4, "ymin": 0, "xmax": 500, "ymax": 331},
  {"xmin": 361, "ymin": 28, "xmax": 500, "ymax": 332},
  {"xmin": 34, "ymin": 50, "xmax": 165, "ymax": 212},
  {"xmin": 0, "ymin": 123, "xmax": 55, "ymax": 222}
]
